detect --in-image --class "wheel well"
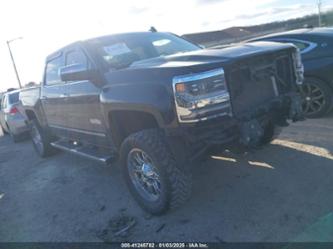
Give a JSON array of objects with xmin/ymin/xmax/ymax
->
[
  {"xmin": 109, "ymin": 110, "xmax": 160, "ymax": 146},
  {"xmin": 25, "ymin": 110, "xmax": 37, "ymax": 121}
]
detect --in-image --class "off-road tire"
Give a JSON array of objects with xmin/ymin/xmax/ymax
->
[
  {"xmin": 121, "ymin": 129, "xmax": 192, "ymax": 215},
  {"xmin": 30, "ymin": 119, "xmax": 54, "ymax": 157}
]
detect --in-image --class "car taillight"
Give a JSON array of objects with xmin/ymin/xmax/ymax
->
[{"xmin": 9, "ymin": 107, "xmax": 19, "ymax": 114}]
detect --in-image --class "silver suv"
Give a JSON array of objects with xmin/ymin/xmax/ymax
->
[{"xmin": 0, "ymin": 90, "xmax": 29, "ymax": 142}]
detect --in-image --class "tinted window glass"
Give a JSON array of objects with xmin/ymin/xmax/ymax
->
[
  {"xmin": 152, "ymin": 38, "xmax": 186, "ymax": 56},
  {"xmin": 88, "ymin": 33, "xmax": 200, "ymax": 69},
  {"xmin": 8, "ymin": 92, "xmax": 19, "ymax": 104},
  {"xmin": 45, "ymin": 56, "xmax": 63, "ymax": 85},
  {"xmin": 66, "ymin": 50, "xmax": 88, "ymax": 66}
]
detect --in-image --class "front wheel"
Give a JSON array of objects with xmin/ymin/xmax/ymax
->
[
  {"xmin": 30, "ymin": 119, "xmax": 54, "ymax": 157},
  {"xmin": 121, "ymin": 129, "xmax": 192, "ymax": 215}
]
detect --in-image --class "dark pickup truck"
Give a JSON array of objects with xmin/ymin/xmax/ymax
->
[{"xmin": 20, "ymin": 31, "xmax": 304, "ymax": 214}]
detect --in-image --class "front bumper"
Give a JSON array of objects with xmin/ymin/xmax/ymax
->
[{"xmin": 167, "ymin": 93, "xmax": 303, "ymax": 156}]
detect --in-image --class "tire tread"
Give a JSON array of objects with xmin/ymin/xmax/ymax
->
[{"xmin": 121, "ymin": 129, "xmax": 192, "ymax": 214}]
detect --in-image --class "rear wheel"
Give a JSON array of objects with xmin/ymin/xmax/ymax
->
[
  {"xmin": 30, "ymin": 119, "xmax": 54, "ymax": 157},
  {"xmin": 299, "ymin": 78, "xmax": 333, "ymax": 118},
  {"xmin": 121, "ymin": 129, "xmax": 192, "ymax": 215}
]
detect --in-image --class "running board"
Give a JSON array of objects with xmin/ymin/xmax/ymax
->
[{"xmin": 50, "ymin": 140, "xmax": 116, "ymax": 165}]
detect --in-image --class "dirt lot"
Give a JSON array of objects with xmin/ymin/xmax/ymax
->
[{"xmin": 0, "ymin": 114, "xmax": 333, "ymax": 242}]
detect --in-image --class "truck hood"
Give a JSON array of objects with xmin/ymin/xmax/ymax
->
[{"xmin": 129, "ymin": 41, "xmax": 295, "ymax": 69}]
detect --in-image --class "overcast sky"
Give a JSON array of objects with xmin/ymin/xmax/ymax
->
[{"xmin": 0, "ymin": 0, "xmax": 332, "ymax": 91}]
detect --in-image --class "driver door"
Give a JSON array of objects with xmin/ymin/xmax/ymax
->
[
  {"xmin": 63, "ymin": 46, "xmax": 109, "ymax": 146},
  {"xmin": 41, "ymin": 52, "xmax": 70, "ymax": 137}
]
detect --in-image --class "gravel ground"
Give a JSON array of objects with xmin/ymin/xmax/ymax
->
[{"xmin": 0, "ymin": 114, "xmax": 333, "ymax": 242}]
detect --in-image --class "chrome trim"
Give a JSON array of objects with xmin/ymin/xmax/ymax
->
[
  {"xmin": 50, "ymin": 141, "xmax": 111, "ymax": 164},
  {"xmin": 127, "ymin": 148, "xmax": 161, "ymax": 202},
  {"xmin": 49, "ymin": 124, "xmax": 106, "ymax": 137},
  {"xmin": 292, "ymin": 49, "xmax": 304, "ymax": 85},
  {"xmin": 173, "ymin": 68, "xmax": 225, "ymax": 84},
  {"xmin": 271, "ymin": 76, "xmax": 279, "ymax": 97},
  {"xmin": 195, "ymin": 91, "xmax": 230, "ymax": 108},
  {"xmin": 172, "ymin": 68, "xmax": 230, "ymax": 123}
]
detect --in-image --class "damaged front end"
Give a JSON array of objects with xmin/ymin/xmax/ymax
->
[
  {"xmin": 169, "ymin": 46, "xmax": 304, "ymax": 158},
  {"xmin": 238, "ymin": 92, "xmax": 304, "ymax": 148},
  {"xmin": 227, "ymin": 47, "xmax": 304, "ymax": 147}
]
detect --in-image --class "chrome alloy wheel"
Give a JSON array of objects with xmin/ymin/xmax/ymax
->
[
  {"xmin": 127, "ymin": 148, "xmax": 161, "ymax": 202},
  {"xmin": 300, "ymin": 83, "xmax": 326, "ymax": 116}
]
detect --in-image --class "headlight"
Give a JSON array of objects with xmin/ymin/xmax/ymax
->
[
  {"xmin": 173, "ymin": 68, "xmax": 231, "ymax": 123},
  {"xmin": 292, "ymin": 48, "xmax": 304, "ymax": 85}
]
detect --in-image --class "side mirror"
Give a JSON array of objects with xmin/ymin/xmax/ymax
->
[{"xmin": 59, "ymin": 64, "xmax": 100, "ymax": 82}]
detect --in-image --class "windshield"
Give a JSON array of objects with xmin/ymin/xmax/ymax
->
[{"xmin": 87, "ymin": 32, "xmax": 201, "ymax": 69}]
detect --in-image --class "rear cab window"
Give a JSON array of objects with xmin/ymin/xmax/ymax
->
[{"xmin": 8, "ymin": 92, "xmax": 19, "ymax": 104}]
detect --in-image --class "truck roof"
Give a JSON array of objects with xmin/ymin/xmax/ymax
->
[
  {"xmin": 46, "ymin": 32, "xmax": 170, "ymax": 61},
  {"xmin": 85, "ymin": 31, "xmax": 161, "ymax": 42}
]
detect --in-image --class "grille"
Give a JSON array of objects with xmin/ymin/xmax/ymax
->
[{"xmin": 226, "ymin": 51, "xmax": 295, "ymax": 116}]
